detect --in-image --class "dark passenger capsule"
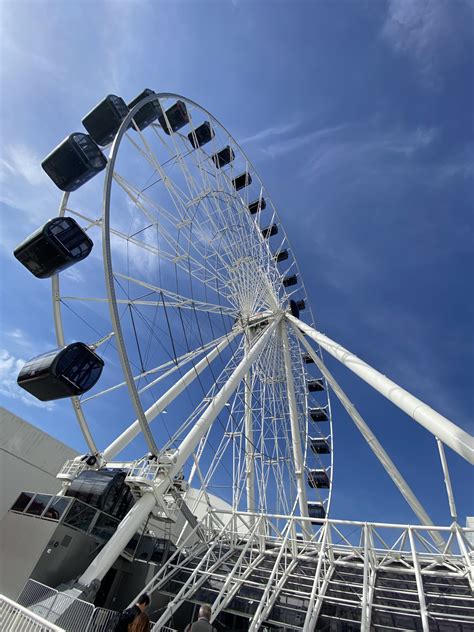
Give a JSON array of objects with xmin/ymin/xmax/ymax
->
[
  {"xmin": 211, "ymin": 146, "xmax": 235, "ymax": 168},
  {"xmin": 309, "ymin": 407, "xmax": 329, "ymax": 422},
  {"xmin": 42, "ymin": 133, "xmax": 107, "ymax": 192},
  {"xmin": 309, "ymin": 437, "xmax": 331, "ymax": 455},
  {"xmin": 188, "ymin": 121, "xmax": 214, "ymax": 148},
  {"xmin": 158, "ymin": 100, "xmax": 190, "ymax": 134},
  {"xmin": 232, "ymin": 172, "xmax": 252, "ymax": 190},
  {"xmin": 308, "ymin": 501, "xmax": 326, "ymax": 523},
  {"xmin": 307, "ymin": 469, "xmax": 330, "ymax": 489},
  {"xmin": 308, "ymin": 379, "xmax": 324, "ymax": 392},
  {"xmin": 261, "ymin": 224, "xmax": 278, "ymax": 239},
  {"xmin": 248, "ymin": 198, "xmax": 266, "ymax": 214},
  {"xmin": 82, "ymin": 94, "xmax": 129, "ymax": 146},
  {"xmin": 283, "ymin": 274, "xmax": 298, "ymax": 287},
  {"xmin": 296, "ymin": 299, "xmax": 306, "ymax": 311},
  {"xmin": 66, "ymin": 469, "xmax": 133, "ymax": 519},
  {"xmin": 290, "ymin": 300, "xmax": 300, "ymax": 319},
  {"xmin": 14, "ymin": 217, "xmax": 93, "ymax": 279},
  {"xmin": 17, "ymin": 343, "xmax": 104, "ymax": 401},
  {"xmin": 127, "ymin": 88, "xmax": 163, "ymax": 131},
  {"xmin": 303, "ymin": 353, "xmax": 314, "ymax": 364},
  {"xmin": 274, "ymin": 249, "xmax": 288, "ymax": 263}
]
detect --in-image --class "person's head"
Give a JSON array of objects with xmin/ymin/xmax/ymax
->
[
  {"xmin": 136, "ymin": 594, "xmax": 150, "ymax": 613},
  {"xmin": 128, "ymin": 612, "xmax": 150, "ymax": 632},
  {"xmin": 199, "ymin": 604, "xmax": 212, "ymax": 621}
]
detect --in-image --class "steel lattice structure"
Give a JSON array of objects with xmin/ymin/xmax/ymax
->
[{"xmin": 12, "ymin": 91, "xmax": 474, "ymax": 630}]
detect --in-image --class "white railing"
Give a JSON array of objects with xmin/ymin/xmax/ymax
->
[
  {"xmin": 0, "ymin": 594, "xmax": 65, "ymax": 631},
  {"xmin": 17, "ymin": 580, "xmax": 120, "ymax": 632}
]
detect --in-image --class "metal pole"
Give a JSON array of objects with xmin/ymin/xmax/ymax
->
[
  {"xmin": 287, "ymin": 314, "xmax": 474, "ymax": 464},
  {"xmin": 244, "ymin": 336, "xmax": 256, "ymax": 518},
  {"xmin": 79, "ymin": 492, "xmax": 156, "ymax": 586},
  {"xmin": 291, "ymin": 323, "xmax": 444, "ymax": 547},
  {"xmin": 280, "ymin": 321, "xmax": 310, "ymax": 536},
  {"xmin": 159, "ymin": 318, "xmax": 279, "ymax": 484},
  {"xmin": 103, "ymin": 331, "xmax": 237, "ymax": 460},
  {"xmin": 436, "ymin": 438, "xmax": 458, "ymax": 522},
  {"xmin": 408, "ymin": 527, "xmax": 430, "ymax": 632}
]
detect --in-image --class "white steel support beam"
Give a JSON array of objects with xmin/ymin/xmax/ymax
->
[
  {"xmin": 159, "ymin": 318, "xmax": 279, "ymax": 485},
  {"xmin": 291, "ymin": 325, "xmax": 444, "ymax": 547},
  {"xmin": 248, "ymin": 528, "xmax": 293, "ymax": 631},
  {"xmin": 104, "ymin": 331, "xmax": 237, "ymax": 460},
  {"xmin": 436, "ymin": 438, "xmax": 458, "ymax": 522},
  {"xmin": 287, "ymin": 314, "xmax": 474, "ymax": 464},
  {"xmin": 408, "ymin": 528, "xmax": 430, "ymax": 632},
  {"xmin": 304, "ymin": 521, "xmax": 331, "ymax": 630},
  {"xmin": 79, "ymin": 491, "xmax": 156, "ymax": 586},
  {"xmin": 244, "ymin": 336, "xmax": 256, "ymax": 518},
  {"xmin": 280, "ymin": 321, "xmax": 310, "ymax": 536},
  {"xmin": 361, "ymin": 524, "xmax": 375, "ymax": 632}
]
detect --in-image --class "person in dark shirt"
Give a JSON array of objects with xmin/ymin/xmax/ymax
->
[
  {"xmin": 184, "ymin": 604, "xmax": 217, "ymax": 632},
  {"xmin": 115, "ymin": 593, "xmax": 150, "ymax": 631}
]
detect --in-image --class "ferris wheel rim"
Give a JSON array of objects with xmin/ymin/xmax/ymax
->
[{"xmin": 50, "ymin": 90, "xmax": 335, "ymax": 519}]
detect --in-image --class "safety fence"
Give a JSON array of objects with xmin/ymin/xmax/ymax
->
[
  {"xmin": 16, "ymin": 580, "xmax": 119, "ymax": 632},
  {"xmin": 0, "ymin": 593, "xmax": 65, "ymax": 631}
]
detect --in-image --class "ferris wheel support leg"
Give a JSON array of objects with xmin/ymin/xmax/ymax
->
[
  {"xmin": 286, "ymin": 314, "xmax": 474, "ymax": 465},
  {"xmin": 408, "ymin": 528, "xmax": 430, "ymax": 632},
  {"xmin": 103, "ymin": 331, "xmax": 238, "ymax": 461},
  {"xmin": 280, "ymin": 321, "xmax": 310, "ymax": 538},
  {"xmin": 78, "ymin": 491, "xmax": 156, "ymax": 587},
  {"xmin": 291, "ymin": 324, "xmax": 444, "ymax": 547},
  {"xmin": 244, "ymin": 337, "xmax": 256, "ymax": 519},
  {"xmin": 159, "ymin": 318, "xmax": 280, "ymax": 484},
  {"xmin": 436, "ymin": 438, "xmax": 458, "ymax": 522}
]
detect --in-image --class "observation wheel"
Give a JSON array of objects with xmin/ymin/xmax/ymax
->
[{"xmin": 42, "ymin": 92, "xmax": 334, "ymax": 524}]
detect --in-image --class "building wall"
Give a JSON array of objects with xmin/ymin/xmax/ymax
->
[{"xmin": 0, "ymin": 407, "xmax": 78, "ymax": 521}]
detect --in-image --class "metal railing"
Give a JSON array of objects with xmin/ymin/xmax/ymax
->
[
  {"xmin": 17, "ymin": 580, "xmax": 119, "ymax": 632},
  {"xmin": 0, "ymin": 593, "xmax": 65, "ymax": 631}
]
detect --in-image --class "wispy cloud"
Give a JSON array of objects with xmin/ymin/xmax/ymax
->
[
  {"xmin": 381, "ymin": 0, "xmax": 473, "ymax": 86},
  {"xmin": 0, "ymin": 143, "xmax": 45, "ymax": 186},
  {"xmin": 239, "ymin": 121, "xmax": 300, "ymax": 146},
  {"xmin": 0, "ymin": 348, "xmax": 55, "ymax": 411}
]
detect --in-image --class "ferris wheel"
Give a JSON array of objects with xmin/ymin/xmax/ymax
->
[{"xmin": 14, "ymin": 91, "xmax": 473, "ymax": 614}]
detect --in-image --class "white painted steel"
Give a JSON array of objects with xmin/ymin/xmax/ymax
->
[
  {"xmin": 243, "ymin": 337, "xmax": 256, "ymax": 517},
  {"xmin": 0, "ymin": 594, "xmax": 65, "ymax": 632},
  {"xmin": 79, "ymin": 491, "xmax": 156, "ymax": 586},
  {"xmin": 291, "ymin": 323, "xmax": 443, "ymax": 545},
  {"xmin": 287, "ymin": 313, "xmax": 474, "ymax": 464},
  {"xmin": 280, "ymin": 321, "xmax": 309, "ymax": 531},
  {"xmin": 436, "ymin": 437, "xmax": 458, "ymax": 521},
  {"xmin": 103, "ymin": 330, "xmax": 238, "ymax": 460}
]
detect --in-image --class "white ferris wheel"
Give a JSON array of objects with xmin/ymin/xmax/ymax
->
[{"xmin": 14, "ymin": 91, "xmax": 473, "ymax": 630}]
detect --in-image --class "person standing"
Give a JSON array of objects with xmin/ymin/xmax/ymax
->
[
  {"xmin": 115, "ymin": 593, "xmax": 151, "ymax": 631},
  {"xmin": 184, "ymin": 604, "xmax": 217, "ymax": 632}
]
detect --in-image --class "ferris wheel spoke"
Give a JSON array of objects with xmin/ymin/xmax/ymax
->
[
  {"xmin": 103, "ymin": 327, "xmax": 240, "ymax": 460},
  {"xmin": 112, "ymin": 271, "xmax": 236, "ymax": 317}
]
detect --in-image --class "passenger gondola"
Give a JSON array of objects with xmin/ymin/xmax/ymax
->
[
  {"xmin": 232, "ymin": 172, "xmax": 252, "ymax": 190},
  {"xmin": 211, "ymin": 146, "xmax": 235, "ymax": 168},
  {"xmin": 283, "ymin": 274, "xmax": 297, "ymax": 287},
  {"xmin": 17, "ymin": 343, "xmax": 104, "ymax": 401},
  {"xmin": 188, "ymin": 121, "xmax": 214, "ymax": 148},
  {"xmin": 274, "ymin": 249, "xmax": 288, "ymax": 263},
  {"xmin": 296, "ymin": 299, "xmax": 305, "ymax": 311},
  {"xmin": 309, "ymin": 437, "xmax": 331, "ymax": 454},
  {"xmin": 307, "ymin": 379, "xmax": 324, "ymax": 392},
  {"xmin": 309, "ymin": 407, "xmax": 329, "ymax": 422},
  {"xmin": 307, "ymin": 501, "xmax": 326, "ymax": 523},
  {"xmin": 82, "ymin": 94, "xmax": 129, "ymax": 146},
  {"xmin": 307, "ymin": 469, "xmax": 330, "ymax": 489},
  {"xmin": 14, "ymin": 217, "xmax": 93, "ymax": 279},
  {"xmin": 158, "ymin": 100, "xmax": 189, "ymax": 134},
  {"xmin": 42, "ymin": 133, "xmax": 107, "ymax": 192},
  {"xmin": 303, "ymin": 353, "xmax": 314, "ymax": 364},
  {"xmin": 290, "ymin": 300, "xmax": 300, "ymax": 318},
  {"xmin": 248, "ymin": 198, "xmax": 266, "ymax": 214},
  {"xmin": 127, "ymin": 88, "xmax": 163, "ymax": 131},
  {"xmin": 261, "ymin": 224, "xmax": 278, "ymax": 239}
]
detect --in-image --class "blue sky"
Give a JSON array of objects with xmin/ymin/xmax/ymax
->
[{"xmin": 0, "ymin": 0, "xmax": 472, "ymax": 527}]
